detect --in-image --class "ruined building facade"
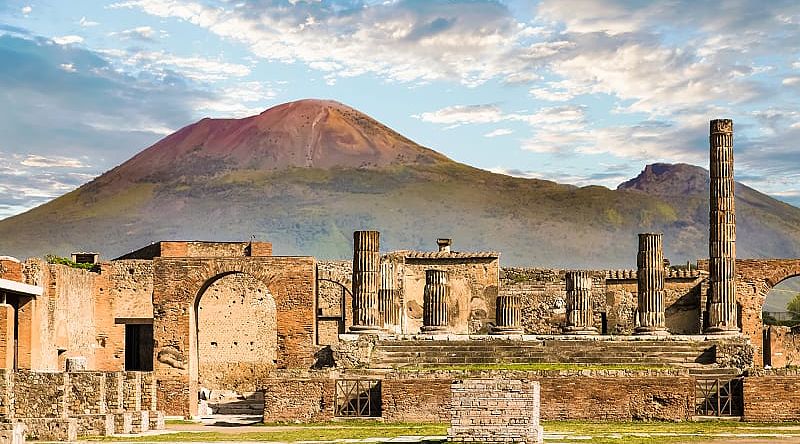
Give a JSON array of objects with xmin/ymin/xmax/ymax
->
[{"xmin": 0, "ymin": 120, "xmax": 799, "ymax": 425}]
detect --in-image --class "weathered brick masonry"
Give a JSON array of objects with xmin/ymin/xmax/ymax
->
[
  {"xmin": 0, "ymin": 369, "xmax": 163, "ymax": 441},
  {"xmin": 153, "ymin": 256, "xmax": 316, "ymax": 417}
]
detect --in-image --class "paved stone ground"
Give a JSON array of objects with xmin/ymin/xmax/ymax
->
[{"xmin": 46, "ymin": 416, "xmax": 800, "ymax": 443}]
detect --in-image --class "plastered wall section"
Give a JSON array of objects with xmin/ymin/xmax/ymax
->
[{"xmin": 393, "ymin": 257, "xmax": 500, "ymax": 334}]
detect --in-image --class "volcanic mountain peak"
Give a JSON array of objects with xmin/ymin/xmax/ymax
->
[
  {"xmin": 617, "ymin": 163, "xmax": 709, "ymax": 196},
  {"xmin": 113, "ymin": 98, "xmax": 448, "ymax": 183}
]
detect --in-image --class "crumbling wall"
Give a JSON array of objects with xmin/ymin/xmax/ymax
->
[
  {"xmin": 317, "ymin": 261, "xmax": 351, "ymax": 344},
  {"xmin": 501, "ymin": 268, "xmax": 702, "ymax": 335},
  {"xmin": 197, "ymin": 273, "xmax": 277, "ymax": 392},
  {"xmin": 765, "ymin": 326, "xmax": 800, "ymax": 368},
  {"xmin": 395, "ymin": 257, "xmax": 499, "ymax": 334}
]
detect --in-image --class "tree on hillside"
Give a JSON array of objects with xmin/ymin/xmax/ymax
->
[{"xmin": 788, "ymin": 293, "xmax": 800, "ymax": 321}]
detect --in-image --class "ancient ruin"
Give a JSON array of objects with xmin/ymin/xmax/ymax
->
[{"xmin": 1, "ymin": 119, "xmax": 800, "ymax": 441}]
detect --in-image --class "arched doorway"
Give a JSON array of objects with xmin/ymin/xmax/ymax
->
[
  {"xmin": 195, "ymin": 272, "xmax": 277, "ymax": 415},
  {"xmin": 762, "ymin": 277, "xmax": 800, "ymax": 367}
]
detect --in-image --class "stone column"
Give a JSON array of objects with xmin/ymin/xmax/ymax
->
[
  {"xmin": 378, "ymin": 261, "xmax": 399, "ymax": 329},
  {"xmin": 635, "ymin": 233, "xmax": 669, "ymax": 335},
  {"xmin": 564, "ymin": 271, "xmax": 598, "ymax": 335},
  {"xmin": 706, "ymin": 119, "xmax": 739, "ymax": 334},
  {"xmin": 492, "ymin": 295, "xmax": 523, "ymax": 335},
  {"xmin": 350, "ymin": 230, "xmax": 382, "ymax": 333},
  {"xmin": 421, "ymin": 269, "xmax": 449, "ymax": 334}
]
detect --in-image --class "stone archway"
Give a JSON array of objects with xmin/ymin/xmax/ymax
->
[
  {"xmin": 195, "ymin": 271, "xmax": 277, "ymax": 405},
  {"xmin": 152, "ymin": 256, "xmax": 317, "ymax": 417},
  {"xmin": 735, "ymin": 259, "xmax": 800, "ymax": 366}
]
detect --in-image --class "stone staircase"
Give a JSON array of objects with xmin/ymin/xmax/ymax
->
[{"xmin": 371, "ymin": 339, "xmax": 720, "ymax": 368}]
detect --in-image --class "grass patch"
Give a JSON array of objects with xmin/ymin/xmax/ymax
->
[
  {"xmin": 398, "ymin": 363, "xmax": 672, "ymax": 372},
  {"xmin": 90, "ymin": 420, "xmax": 800, "ymax": 443},
  {"xmin": 94, "ymin": 423, "xmax": 447, "ymax": 442}
]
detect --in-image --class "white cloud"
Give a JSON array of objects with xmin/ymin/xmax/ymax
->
[
  {"xmin": 106, "ymin": 49, "xmax": 251, "ymax": 82},
  {"xmin": 414, "ymin": 105, "xmax": 506, "ymax": 126},
  {"xmin": 79, "ymin": 17, "xmax": 100, "ymax": 27},
  {"xmin": 59, "ymin": 63, "xmax": 76, "ymax": 73},
  {"xmin": 52, "ymin": 35, "xmax": 84, "ymax": 45},
  {"xmin": 21, "ymin": 5, "xmax": 32, "ymax": 15},
  {"xmin": 110, "ymin": 26, "xmax": 159, "ymax": 41},
  {"xmin": 484, "ymin": 128, "xmax": 514, "ymax": 138},
  {"xmin": 19, "ymin": 155, "xmax": 88, "ymax": 168}
]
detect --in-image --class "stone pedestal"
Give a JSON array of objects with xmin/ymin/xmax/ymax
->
[
  {"xmin": 66, "ymin": 357, "xmax": 87, "ymax": 372},
  {"xmin": 706, "ymin": 119, "xmax": 739, "ymax": 334},
  {"xmin": 564, "ymin": 271, "xmax": 598, "ymax": 335},
  {"xmin": 421, "ymin": 269, "xmax": 449, "ymax": 334},
  {"xmin": 350, "ymin": 231, "xmax": 382, "ymax": 334},
  {"xmin": 492, "ymin": 295, "xmax": 523, "ymax": 334},
  {"xmin": 635, "ymin": 233, "xmax": 669, "ymax": 335}
]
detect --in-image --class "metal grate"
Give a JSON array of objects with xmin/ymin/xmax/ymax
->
[
  {"xmin": 695, "ymin": 378, "xmax": 743, "ymax": 417},
  {"xmin": 334, "ymin": 379, "xmax": 381, "ymax": 417}
]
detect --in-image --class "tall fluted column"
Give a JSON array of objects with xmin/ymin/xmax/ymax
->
[
  {"xmin": 379, "ymin": 261, "xmax": 399, "ymax": 329},
  {"xmin": 492, "ymin": 295, "xmax": 523, "ymax": 335},
  {"xmin": 421, "ymin": 269, "xmax": 449, "ymax": 334},
  {"xmin": 564, "ymin": 271, "xmax": 598, "ymax": 335},
  {"xmin": 350, "ymin": 230, "xmax": 382, "ymax": 333},
  {"xmin": 635, "ymin": 233, "xmax": 669, "ymax": 335},
  {"xmin": 706, "ymin": 119, "xmax": 739, "ymax": 334}
]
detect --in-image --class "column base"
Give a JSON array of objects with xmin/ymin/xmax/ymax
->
[
  {"xmin": 562, "ymin": 326, "xmax": 599, "ymax": 335},
  {"xmin": 634, "ymin": 326, "xmax": 670, "ymax": 336},
  {"xmin": 704, "ymin": 325, "xmax": 740, "ymax": 335},
  {"xmin": 490, "ymin": 326, "xmax": 524, "ymax": 335},
  {"xmin": 420, "ymin": 326, "xmax": 449, "ymax": 334},
  {"xmin": 348, "ymin": 325, "xmax": 384, "ymax": 334}
]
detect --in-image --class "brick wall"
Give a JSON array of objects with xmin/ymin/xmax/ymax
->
[
  {"xmin": 197, "ymin": 272, "xmax": 277, "ymax": 392},
  {"xmin": 152, "ymin": 256, "xmax": 316, "ymax": 417},
  {"xmin": 382, "ymin": 379, "xmax": 451, "ymax": 422},
  {"xmin": 261, "ymin": 370, "xmax": 696, "ymax": 423},
  {"xmin": 262, "ymin": 378, "xmax": 335, "ymax": 422},
  {"xmin": 449, "ymin": 379, "xmax": 542, "ymax": 444},
  {"xmin": 743, "ymin": 373, "xmax": 800, "ymax": 422},
  {"xmin": 0, "ymin": 259, "xmax": 22, "ymax": 282},
  {"xmin": 765, "ymin": 326, "xmax": 800, "ymax": 367}
]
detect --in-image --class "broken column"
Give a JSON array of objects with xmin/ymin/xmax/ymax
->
[
  {"xmin": 379, "ymin": 261, "xmax": 399, "ymax": 329},
  {"xmin": 706, "ymin": 118, "xmax": 739, "ymax": 334},
  {"xmin": 564, "ymin": 271, "xmax": 598, "ymax": 335},
  {"xmin": 421, "ymin": 269, "xmax": 449, "ymax": 334},
  {"xmin": 350, "ymin": 230, "xmax": 382, "ymax": 333},
  {"xmin": 635, "ymin": 233, "xmax": 668, "ymax": 335},
  {"xmin": 492, "ymin": 295, "xmax": 523, "ymax": 335}
]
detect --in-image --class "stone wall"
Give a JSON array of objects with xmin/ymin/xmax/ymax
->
[
  {"xmin": 0, "ymin": 259, "xmax": 23, "ymax": 282},
  {"xmin": 317, "ymin": 261, "xmax": 351, "ymax": 344},
  {"xmin": 262, "ymin": 378, "xmax": 335, "ymax": 423},
  {"xmin": 449, "ymin": 379, "xmax": 542, "ymax": 444},
  {"xmin": 117, "ymin": 241, "xmax": 272, "ymax": 260},
  {"xmin": 743, "ymin": 370, "xmax": 800, "ymax": 422},
  {"xmin": 0, "ymin": 369, "xmax": 164, "ymax": 441},
  {"xmin": 381, "ymin": 379, "xmax": 451, "ymax": 422},
  {"xmin": 393, "ymin": 256, "xmax": 500, "ymax": 335},
  {"xmin": 501, "ymin": 268, "xmax": 703, "ymax": 335},
  {"xmin": 260, "ymin": 369, "xmax": 696, "ymax": 423},
  {"xmin": 197, "ymin": 273, "xmax": 277, "ymax": 392},
  {"xmin": 152, "ymin": 256, "xmax": 317, "ymax": 417},
  {"xmin": 764, "ymin": 325, "xmax": 800, "ymax": 368}
]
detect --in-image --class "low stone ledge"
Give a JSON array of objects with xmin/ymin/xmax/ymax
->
[
  {"xmin": 16, "ymin": 418, "xmax": 77, "ymax": 442},
  {"xmin": 75, "ymin": 414, "xmax": 115, "ymax": 437}
]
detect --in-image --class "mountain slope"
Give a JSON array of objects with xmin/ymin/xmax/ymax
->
[{"xmin": 1, "ymin": 100, "xmax": 799, "ymax": 267}]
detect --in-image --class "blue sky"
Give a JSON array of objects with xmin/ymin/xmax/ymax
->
[{"xmin": 1, "ymin": 0, "xmax": 799, "ymax": 218}]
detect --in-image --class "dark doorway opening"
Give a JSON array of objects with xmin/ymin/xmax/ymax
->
[{"xmin": 125, "ymin": 324, "xmax": 154, "ymax": 371}]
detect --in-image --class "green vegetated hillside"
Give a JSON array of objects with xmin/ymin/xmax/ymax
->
[{"xmin": 1, "ymin": 99, "xmax": 799, "ymax": 268}]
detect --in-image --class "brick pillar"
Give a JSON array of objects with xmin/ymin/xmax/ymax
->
[
  {"xmin": 564, "ymin": 271, "xmax": 598, "ymax": 335},
  {"xmin": 706, "ymin": 119, "xmax": 739, "ymax": 334},
  {"xmin": 0, "ymin": 303, "xmax": 14, "ymax": 369},
  {"xmin": 492, "ymin": 295, "xmax": 523, "ymax": 334},
  {"xmin": 635, "ymin": 233, "xmax": 669, "ymax": 335},
  {"xmin": 421, "ymin": 270, "xmax": 449, "ymax": 334},
  {"xmin": 350, "ymin": 231, "xmax": 382, "ymax": 333},
  {"xmin": 379, "ymin": 262, "xmax": 399, "ymax": 330}
]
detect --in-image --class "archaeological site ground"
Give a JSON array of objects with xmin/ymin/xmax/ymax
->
[{"xmin": 0, "ymin": 120, "xmax": 799, "ymax": 443}]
